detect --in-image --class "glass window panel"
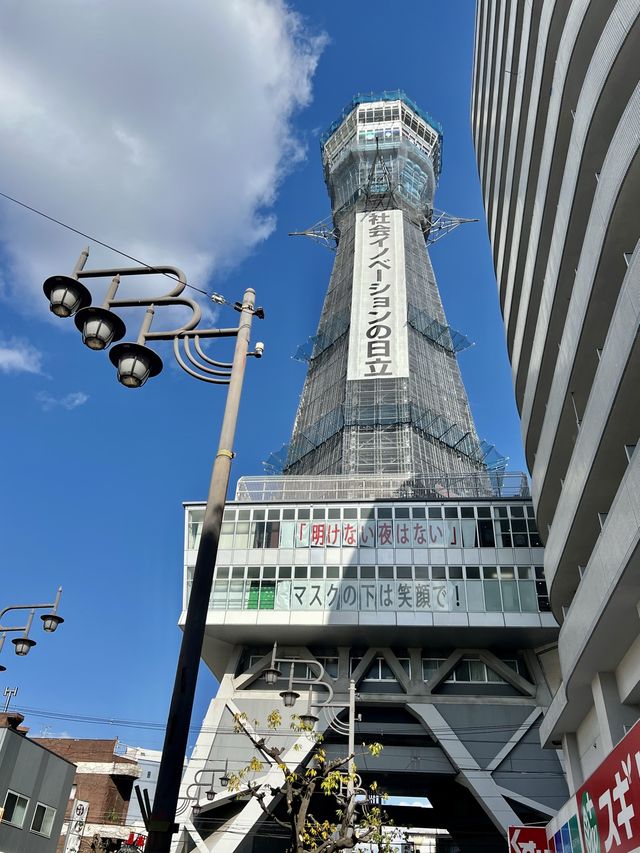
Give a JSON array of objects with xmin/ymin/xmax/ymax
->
[
  {"xmin": 237, "ymin": 509, "xmax": 250, "ymax": 520},
  {"xmin": 278, "ymin": 566, "xmax": 292, "ymax": 578},
  {"xmin": 466, "ymin": 581, "xmax": 484, "ymax": 611},
  {"xmin": 477, "ymin": 507, "xmax": 491, "ymax": 518},
  {"xmin": 519, "ymin": 581, "xmax": 538, "ymax": 612},
  {"xmin": 279, "ymin": 521, "xmax": 295, "ymax": 548},
  {"xmin": 412, "ymin": 507, "xmax": 426, "ymax": 518},
  {"xmin": 298, "ymin": 508, "xmax": 310, "ymax": 519},
  {"xmin": 380, "ymin": 660, "xmax": 395, "ymax": 680},
  {"xmin": 428, "ymin": 507, "xmax": 443, "ymax": 518},
  {"xmin": 227, "ymin": 579, "xmax": 245, "ymax": 608},
  {"xmin": 465, "ymin": 566, "xmax": 480, "ymax": 579},
  {"xmin": 265, "ymin": 521, "xmax": 280, "ymax": 548},
  {"xmin": 310, "ymin": 566, "xmax": 323, "ymax": 578},
  {"xmin": 444, "ymin": 507, "xmax": 459, "ymax": 518},
  {"xmin": 259, "ymin": 581, "xmax": 276, "ymax": 609},
  {"xmin": 223, "ymin": 508, "xmax": 236, "ymax": 520},
  {"xmin": 460, "ymin": 507, "xmax": 475, "ymax": 518},
  {"xmin": 395, "ymin": 507, "xmax": 410, "ymax": 518},
  {"xmin": 379, "ymin": 566, "xmax": 393, "ymax": 579},
  {"xmin": 448, "ymin": 566, "xmax": 463, "ymax": 579},
  {"xmin": 422, "ymin": 658, "xmax": 442, "ymax": 680},
  {"xmin": 432, "ymin": 566, "xmax": 446, "ymax": 580},
  {"xmin": 234, "ymin": 522, "xmax": 250, "ymax": 548},
  {"xmin": 31, "ymin": 804, "xmax": 55, "ymax": 837},
  {"xmin": 486, "ymin": 667, "xmax": 505, "ymax": 683},
  {"xmin": 478, "ymin": 520, "xmax": 495, "ymax": 547},
  {"xmin": 282, "ymin": 509, "xmax": 295, "ymax": 520},
  {"xmin": 397, "ymin": 567, "xmax": 412, "ymax": 579},
  {"xmin": 509, "ymin": 506, "xmax": 525, "ymax": 517},
  {"xmin": 263, "ymin": 567, "xmax": 276, "ymax": 579},
  {"xmin": 469, "ymin": 660, "xmax": 486, "ymax": 682},
  {"xmin": 461, "ymin": 520, "xmax": 477, "ymax": 546},
  {"xmin": 483, "ymin": 581, "xmax": 502, "ymax": 611},
  {"xmin": 499, "ymin": 566, "xmax": 515, "ymax": 579},
  {"xmin": 501, "ymin": 580, "xmax": 520, "ymax": 612},
  {"xmin": 482, "ymin": 567, "xmax": 498, "ymax": 579},
  {"xmin": 294, "ymin": 567, "xmax": 308, "ymax": 578},
  {"xmin": 455, "ymin": 660, "xmax": 470, "ymax": 681},
  {"xmin": 3, "ymin": 791, "xmax": 29, "ymax": 828}
]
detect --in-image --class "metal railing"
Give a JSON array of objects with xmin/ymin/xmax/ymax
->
[{"xmin": 235, "ymin": 472, "xmax": 530, "ymax": 503}]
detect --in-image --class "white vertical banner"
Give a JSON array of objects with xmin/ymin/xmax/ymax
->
[
  {"xmin": 63, "ymin": 800, "xmax": 89, "ymax": 853},
  {"xmin": 347, "ymin": 209, "xmax": 409, "ymax": 381}
]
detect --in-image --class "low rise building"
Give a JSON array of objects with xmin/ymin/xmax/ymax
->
[
  {"xmin": 34, "ymin": 738, "xmax": 143, "ymax": 852},
  {"xmin": 0, "ymin": 712, "xmax": 75, "ymax": 853}
]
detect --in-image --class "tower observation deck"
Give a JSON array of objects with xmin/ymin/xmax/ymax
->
[
  {"xmin": 178, "ymin": 93, "xmax": 564, "ymax": 853},
  {"xmin": 286, "ymin": 91, "xmax": 500, "ymax": 478}
]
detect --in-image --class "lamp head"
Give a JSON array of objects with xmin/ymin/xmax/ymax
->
[
  {"xmin": 205, "ymin": 789, "xmax": 215, "ymax": 801},
  {"xmin": 41, "ymin": 613, "xmax": 64, "ymax": 633},
  {"xmin": 75, "ymin": 307, "xmax": 126, "ymax": 351},
  {"xmin": 109, "ymin": 342, "xmax": 163, "ymax": 388},
  {"xmin": 263, "ymin": 666, "xmax": 281, "ymax": 686},
  {"xmin": 279, "ymin": 689, "xmax": 300, "ymax": 709},
  {"xmin": 43, "ymin": 276, "xmax": 91, "ymax": 318},
  {"xmin": 12, "ymin": 637, "xmax": 36, "ymax": 656}
]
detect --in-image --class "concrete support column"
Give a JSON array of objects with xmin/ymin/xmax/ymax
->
[
  {"xmin": 591, "ymin": 671, "xmax": 638, "ymax": 752},
  {"xmin": 561, "ymin": 732, "xmax": 583, "ymax": 795}
]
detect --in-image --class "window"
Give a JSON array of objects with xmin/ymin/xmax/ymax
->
[
  {"xmin": 2, "ymin": 790, "xmax": 29, "ymax": 828},
  {"xmin": 30, "ymin": 803, "xmax": 56, "ymax": 837}
]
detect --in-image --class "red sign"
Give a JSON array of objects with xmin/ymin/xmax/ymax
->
[
  {"xmin": 508, "ymin": 826, "xmax": 551, "ymax": 852},
  {"xmin": 576, "ymin": 721, "xmax": 640, "ymax": 853}
]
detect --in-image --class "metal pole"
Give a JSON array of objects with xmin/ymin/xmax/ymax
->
[
  {"xmin": 146, "ymin": 288, "xmax": 256, "ymax": 853},
  {"xmin": 347, "ymin": 679, "xmax": 356, "ymax": 796}
]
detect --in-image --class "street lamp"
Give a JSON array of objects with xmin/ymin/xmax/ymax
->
[
  {"xmin": 42, "ymin": 248, "xmax": 264, "ymax": 853},
  {"xmin": 264, "ymin": 643, "xmax": 358, "ymax": 796},
  {"xmin": 0, "ymin": 588, "xmax": 64, "ymax": 669}
]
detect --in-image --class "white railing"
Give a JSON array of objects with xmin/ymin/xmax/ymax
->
[{"xmin": 235, "ymin": 472, "xmax": 530, "ymax": 503}]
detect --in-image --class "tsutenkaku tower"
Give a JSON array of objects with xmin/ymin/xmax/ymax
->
[{"xmin": 285, "ymin": 92, "xmax": 494, "ymax": 477}]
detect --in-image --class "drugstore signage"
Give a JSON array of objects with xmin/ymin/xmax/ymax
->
[{"xmin": 575, "ymin": 721, "xmax": 640, "ymax": 853}]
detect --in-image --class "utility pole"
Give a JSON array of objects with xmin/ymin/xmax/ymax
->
[{"xmin": 145, "ymin": 289, "xmax": 256, "ymax": 853}]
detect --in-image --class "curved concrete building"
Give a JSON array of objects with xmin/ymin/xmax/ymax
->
[{"xmin": 472, "ymin": 0, "xmax": 640, "ymax": 800}]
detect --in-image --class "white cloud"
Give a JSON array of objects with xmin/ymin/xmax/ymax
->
[
  {"xmin": 0, "ymin": 0, "xmax": 325, "ymax": 312},
  {"xmin": 36, "ymin": 390, "xmax": 89, "ymax": 411},
  {"xmin": 0, "ymin": 336, "xmax": 43, "ymax": 374}
]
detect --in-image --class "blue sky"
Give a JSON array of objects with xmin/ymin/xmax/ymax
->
[{"xmin": 0, "ymin": 0, "xmax": 526, "ymax": 750}]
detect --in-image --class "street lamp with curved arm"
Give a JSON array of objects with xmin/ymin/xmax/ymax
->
[
  {"xmin": 0, "ymin": 588, "xmax": 64, "ymax": 670},
  {"xmin": 43, "ymin": 248, "xmax": 265, "ymax": 853}
]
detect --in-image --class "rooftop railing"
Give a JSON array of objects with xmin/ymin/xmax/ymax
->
[{"xmin": 234, "ymin": 472, "xmax": 530, "ymax": 503}]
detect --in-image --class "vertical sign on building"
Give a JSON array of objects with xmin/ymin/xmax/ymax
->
[
  {"xmin": 347, "ymin": 209, "xmax": 409, "ymax": 380},
  {"xmin": 63, "ymin": 800, "xmax": 89, "ymax": 853}
]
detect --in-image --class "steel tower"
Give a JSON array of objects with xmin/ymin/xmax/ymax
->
[
  {"xmin": 176, "ymin": 93, "xmax": 564, "ymax": 853},
  {"xmin": 286, "ymin": 93, "xmax": 496, "ymax": 478}
]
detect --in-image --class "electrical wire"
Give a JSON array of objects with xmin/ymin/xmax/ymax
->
[{"xmin": 0, "ymin": 188, "xmax": 234, "ymax": 306}]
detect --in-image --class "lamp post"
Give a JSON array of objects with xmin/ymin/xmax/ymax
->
[
  {"xmin": 0, "ymin": 588, "xmax": 64, "ymax": 671},
  {"xmin": 42, "ymin": 248, "xmax": 264, "ymax": 852},
  {"xmin": 263, "ymin": 644, "xmax": 358, "ymax": 795}
]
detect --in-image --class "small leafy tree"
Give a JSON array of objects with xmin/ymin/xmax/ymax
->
[{"xmin": 228, "ymin": 709, "xmax": 400, "ymax": 853}]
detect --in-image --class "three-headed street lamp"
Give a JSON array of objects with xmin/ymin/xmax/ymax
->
[
  {"xmin": 42, "ymin": 248, "xmax": 264, "ymax": 853},
  {"xmin": 263, "ymin": 642, "xmax": 358, "ymax": 795},
  {"xmin": 0, "ymin": 588, "xmax": 64, "ymax": 672}
]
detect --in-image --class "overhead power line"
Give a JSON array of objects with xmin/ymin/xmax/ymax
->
[{"xmin": 0, "ymin": 188, "xmax": 234, "ymax": 306}]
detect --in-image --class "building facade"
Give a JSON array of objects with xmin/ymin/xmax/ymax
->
[
  {"xmin": 35, "ymin": 738, "xmax": 144, "ymax": 851},
  {"xmin": 0, "ymin": 712, "xmax": 75, "ymax": 853},
  {"xmin": 472, "ymin": 0, "xmax": 640, "ymax": 824},
  {"xmin": 177, "ymin": 92, "xmax": 567, "ymax": 853}
]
